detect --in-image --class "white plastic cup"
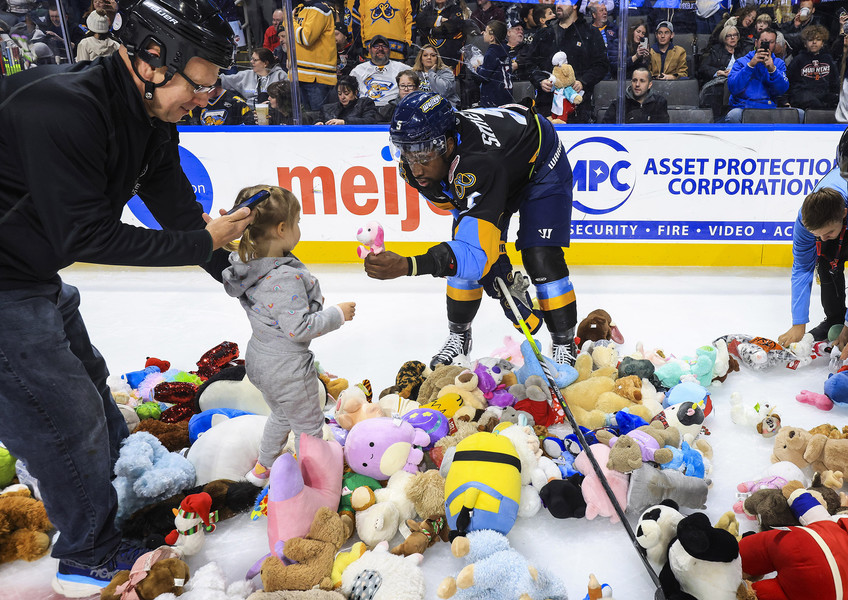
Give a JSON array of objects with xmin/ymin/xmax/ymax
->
[{"xmin": 255, "ymin": 102, "xmax": 269, "ymax": 125}]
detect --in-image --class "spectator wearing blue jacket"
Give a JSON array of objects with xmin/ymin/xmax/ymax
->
[{"xmin": 722, "ymin": 28, "xmax": 790, "ymax": 123}]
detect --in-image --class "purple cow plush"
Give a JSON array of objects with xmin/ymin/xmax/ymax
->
[{"xmin": 344, "ymin": 417, "xmax": 431, "ymax": 480}]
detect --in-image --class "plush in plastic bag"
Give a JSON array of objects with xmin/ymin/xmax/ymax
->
[{"xmin": 461, "ymin": 44, "xmax": 484, "ymax": 72}]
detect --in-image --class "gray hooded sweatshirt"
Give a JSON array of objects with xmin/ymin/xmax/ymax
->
[{"xmin": 222, "ymin": 252, "xmax": 344, "ymax": 396}]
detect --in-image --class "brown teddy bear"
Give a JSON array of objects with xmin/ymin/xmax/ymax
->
[
  {"xmin": 563, "ymin": 361, "xmax": 654, "ymax": 429},
  {"xmin": 808, "ymin": 423, "xmax": 848, "ymax": 439},
  {"xmin": 596, "ymin": 423, "xmax": 681, "ymax": 473},
  {"xmin": 260, "ymin": 507, "xmax": 352, "ymax": 592},
  {"xmin": 134, "ymin": 419, "xmax": 190, "ymax": 453},
  {"xmin": 390, "ymin": 516, "xmax": 450, "ymax": 556},
  {"xmin": 0, "ymin": 485, "xmax": 52, "ymax": 563},
  {"xmin": 417, "ymin": 364, "xmax": 465, "ymax": 405},
  {"xmin": 546, "ymin": 51, "xmax": 583, "ymax": 124},
  {"xmin": 406, "ymin": 469, "xmax": 446, "ymax": 519},
  {"xmin": 575, "ymin": 309, "xmax": 623, "ymax": 346},
  {"xmin": 771, "ymin": 426, "xmax": 848, "ymax": 474},
  {"xmin": 100, "ymin": 547, "xmax": 190, "ymax": 600}
]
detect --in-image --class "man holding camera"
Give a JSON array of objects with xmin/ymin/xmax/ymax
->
[{"xmin": 721, "ymin": 27, "xmax": 789, "ymax": 123}]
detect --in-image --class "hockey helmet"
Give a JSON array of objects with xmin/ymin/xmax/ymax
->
[
  {"xmin": 119, "ymin": 0, "xmax": 235, "ymax": 74},
  {"xmin": 390, "ymin": 91, "xmax": 456, "ymax": 163},
  {"xmin": 838, "ymin": 126, "xmax": 848, "ymax": 181}
]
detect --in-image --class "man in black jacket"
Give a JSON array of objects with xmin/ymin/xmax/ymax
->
[
  {"xmin": 0, "ymin": 0, "xmax": 250, "ymax": 597},
  {"xmin": 523, "ymin": 0, "xmax": 610, "ymax": 122},
  {"xmin": 602, "ymin": 66, "xmax": 669, "ymax": 123}
]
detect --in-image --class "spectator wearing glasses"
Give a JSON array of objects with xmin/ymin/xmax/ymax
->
[
  {"xmin": 221, "ymin": 48, "xmax": 287, "ymax": 109},
  {"xmin": 376, "ymin": 69, "xmax": 420, "ymax": 121},
  {"xmin": 318, "ymin": 75, "xmax": 380, "ymax": 124},
  {"xmin": 350, "ymin": 35, "xmax": 409, "ymax": 106},
  {"xmin": 0, "ymin": 1, "xmax": 250, "ymax": 597},
  {"xmin": 412, "ymin": 43, "xmax": 460, "ymax": 106},
  {"xmin": 698, "ymin": 22, "xmax": 746, "ymax": 85}
]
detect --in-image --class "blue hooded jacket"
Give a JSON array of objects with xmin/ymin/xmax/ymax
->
[{"xmin": 727, "ymin": 50, "xmax": 789, "ymax": 109}]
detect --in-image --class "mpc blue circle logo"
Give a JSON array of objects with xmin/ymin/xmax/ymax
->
[
  {"xmin": 568, "ymin": 136, "xmax": 636, "ymax": 215},
  {"xmin": 127, "ymin": 146, "xmax": 213, "ymax": 229}
]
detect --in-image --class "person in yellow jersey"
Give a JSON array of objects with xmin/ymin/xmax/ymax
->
[
  {"xmin": 293, "ymin": 0, "xmax": 338, "ymax": 111},
  {"xmin": 350, "ymin": 0, "xmax": 413, "ymax": 61}
]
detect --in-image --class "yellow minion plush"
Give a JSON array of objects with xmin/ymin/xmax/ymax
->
[{"xmin": 444, "ymin": 431, "xmax": 522, "ymax": 537}]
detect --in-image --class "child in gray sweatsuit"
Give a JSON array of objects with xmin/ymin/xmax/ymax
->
[{"xmin": 222, "ymin": 185, "xmax": 356, "ymax": 486}]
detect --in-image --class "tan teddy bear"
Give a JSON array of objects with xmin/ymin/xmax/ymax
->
[
  {"xmin": 596, "ymin": 423, "xmax": 681, "ymax": 473},
  {"xmin": 0, "ymin": 485, "xmax": 52, "ymax": 564},
  {"xmin": 771, "ymin": 426, "xmax": 848, "ymax": 474},
  {"xmin": 563, "ymin": 368, "xmax": 654, "ymax": 429},
  {"xmin": 260, "ymin": 507, "xmax": 353, "ymax": 592},
  {"xmin": 547, "ymin": 51, "xmax": 584, "ymax": 124}
]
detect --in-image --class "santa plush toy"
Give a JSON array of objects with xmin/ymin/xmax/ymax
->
[
  {"xmin": 165, "ymin": 492, "xmax": 219, "ymax": 556},
  {"xmin": 739, "ymin": 488, "xmax": 848, "ymax": 600}
]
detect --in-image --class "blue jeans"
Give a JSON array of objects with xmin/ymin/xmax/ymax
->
[
  {"xmin": 0, "ymin": 280, "xmax": 127, "ymax": 567},
  {"xmin": 300, "ymin": 82, "xmax": 333, "ymax": 113},
  {"xmin": 721, "ymin": 107, "xmax": 805, "ymax": 123}
]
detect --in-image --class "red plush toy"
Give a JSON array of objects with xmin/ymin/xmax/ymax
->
[{"xmin": 739, "ymin": 489, "xmax": 848, "ymax": 599}]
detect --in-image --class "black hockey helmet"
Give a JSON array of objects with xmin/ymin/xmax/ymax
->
[
  {"xmin": 119, "ymin": 0, "xmax": 235, "ymax": 73},
  {"xmin": 838, "ymin": 126, "xmax": 848, "ymax": 181},
  {"xmin": 390, "ymin": 91, "xmax": 457, "ymax": 164}
]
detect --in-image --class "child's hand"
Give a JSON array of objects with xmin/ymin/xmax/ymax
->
[{"xmin": 338, "ymin": 302, "xmax": 356, "ymax": 321}]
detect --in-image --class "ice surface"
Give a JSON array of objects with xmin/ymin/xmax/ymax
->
[{"xmin": 0, "ymin": 263, "xmax": 841, "ymax": 600}]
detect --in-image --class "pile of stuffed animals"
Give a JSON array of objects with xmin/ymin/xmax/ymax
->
[{"xmin": 6, "ymin": 309, "xmax": 848, "ymax": 600}]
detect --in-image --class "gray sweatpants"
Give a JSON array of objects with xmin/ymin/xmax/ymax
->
[{"xmin": 246, "ymin": 345, "xmax": 325, "ymax": 467}]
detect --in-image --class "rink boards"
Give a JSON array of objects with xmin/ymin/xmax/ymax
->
[{"xmin": 121, "ymin": 124, "xmax": 845, "ymax": 267}]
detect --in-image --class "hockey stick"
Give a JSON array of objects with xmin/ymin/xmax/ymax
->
[{"xmin": 495, "ymin": 276, "xmax": 667, "ymax": 600}]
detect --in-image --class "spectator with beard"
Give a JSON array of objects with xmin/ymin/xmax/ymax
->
[
  {"xmin": 601, "ymin": 66, "xmax": 669, "ymax": 123},
  {"xmin": 350, "ymin": 34, "xmax": 409, "ymax": 106},
  {"xmin": 526, "ymin": 0, "xmax": 609, "ymax": 122}
]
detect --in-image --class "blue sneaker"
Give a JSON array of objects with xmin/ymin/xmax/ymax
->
[{"xmin": 52, "ymin": 541, "xmax": 148, "ymax": 598}]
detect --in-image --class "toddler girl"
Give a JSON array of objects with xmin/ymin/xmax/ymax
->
[{"xmin": 223, "ymin": 185, "xmax": 355, "ymax": 486}]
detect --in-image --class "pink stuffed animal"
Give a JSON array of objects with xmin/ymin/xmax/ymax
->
[
  {"xmin": 356, "ymin": 221, "xmax": 385, "ymax": 259},
  {"xmin": 573, "ymin": 443, "xmax": 629, "ymax": 523}
]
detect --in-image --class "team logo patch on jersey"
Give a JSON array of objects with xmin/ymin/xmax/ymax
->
[
  {"xmin": 454, "ymin": 172, "xmax": 476, "ymax": 200},
  {"xmin": 202, "ymin": 108, "xmax": 227, "ymax": 125},
  {"xmin": 365, "ymin": 77, "xmax": 394, "ymax": 100},
  {"xmin": 370, "ymin": 2, "xmax": 396, "ymax": 23}
]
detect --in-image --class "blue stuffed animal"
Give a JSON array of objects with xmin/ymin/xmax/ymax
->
[
  {"xmin": 436, "ymin": 529, "xmax": 568, "ymax": 600},
  {"xmin": 112, "ymin": 431, "xmax": 196, "ymax": 523},
  {"xmin": 661, "ymin": 441, "xmax": 707, "ymax": 479},
  {"xmin": 515, "ymin": 338, "xmax": 578, "ymax": 388}
]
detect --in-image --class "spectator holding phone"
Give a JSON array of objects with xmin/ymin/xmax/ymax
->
[{"xmin": 722, "ymin": 27, "xmax": 790, "ymax": 122}]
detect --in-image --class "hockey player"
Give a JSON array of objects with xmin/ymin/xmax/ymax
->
[{"xmin": 363, "ymin": 92, "xmax": 579, "ymax": 368}]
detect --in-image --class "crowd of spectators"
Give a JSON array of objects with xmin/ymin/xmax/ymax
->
[{"xmin": 5, "ymin": 0, "xmax": 848, "ymax": 124}]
